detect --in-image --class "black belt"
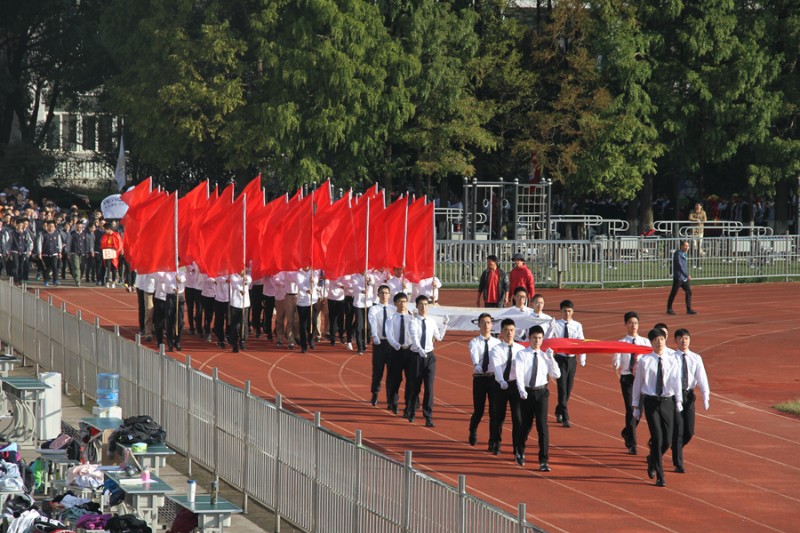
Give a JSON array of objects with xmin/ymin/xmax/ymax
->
[
  {"xmin": 286, "ymin": 293, "xmax": 297, "ymax": 296},
  {"xmin": 526, "ymin": 385, "xmax": 547, "ymax": 391},
  {"xmin": 644, "ymin": 394, "xmax": 672, "ymax": 401}
]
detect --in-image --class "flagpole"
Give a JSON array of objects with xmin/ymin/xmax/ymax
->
[
  {"xmin": 174, "ymin": 192, "xmax": 180, "ymax": 337},
  {"xmin": 364, "ymin": 198, "xmax": 370, "ymax": 351},
  {"xmin": 402, "ymin": 193, "xmax": 409, "ymax": 290},
  {"xmin": 310, "ymin": 188, "xmax": 315, "ymax": 339},
  {"xmin": 242, "ymin": 193, "xmax": 247, "ymax": 344}
]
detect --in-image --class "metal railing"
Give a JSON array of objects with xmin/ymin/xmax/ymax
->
[
  {"xmin": 0, "ymin": 279, "xmax": 543, "ymax": 533},
  {"xmin": 436, "ymin": 235, "xmax": 800, "ymax": 288}
]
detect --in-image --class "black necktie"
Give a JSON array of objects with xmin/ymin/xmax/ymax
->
[
  {"xmin": 629, "ymin": 339, "xmax": 636, "ymax": 373},
  {"xmin": 503, "ymin": 345, "xmax": 512, "ymax": 382},
  {"xmin": 398, "ymin": 315, "xmax": 405, "ymax": 345},
  {"xmin": 421, "ymin": 319, "xmax": 427, "ymax": 352},
  {"xmin": 681, "ymin": 351, "xmax": 689, "ymax": 390},
  {"xmin": 529, "ymin": 351, "xmax": 539, "ymax": 388},
  {"xmin": 481, "ymin": 339, "xmax": 490, "ymax": 373},
  {"xmin": 382, "ymin": 306, "xmax": 387, "ymax": 338},
  {"xmin": 563, "ymin": 322, "xmax": 569, "ymax": 338},
  {"xmin": 656, "ymin": 356, "xmax": 664, "ymax": 397}
]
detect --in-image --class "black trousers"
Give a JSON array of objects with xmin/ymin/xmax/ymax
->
[
  {"xmin": 354, "ymin": 306, "xmax": 368, "ymax": 352},
  {"xmin": 667, "ymin": 278, "xmax": 692, "ymax": 311},
  {"xmin": 554, "ymin": 355, "xmax": 577, "ymax": 420},
  {"xmin": 297, "ymin": 305, "xmax": 312, "ymax": 350},
  {"xmin": 164, "ymin": 293, "xmax": 185, "ymax": 348},
  {"xmin": 42, "ymin": 255, "xmax": 61, "ymax": 283},
  {"xmin": 343, "ymin": 296, "xmax": 355, "ymax": 342},
  {"xmin": 643, "ymin": 395, "xmax": 675, "ymax": 480},
  {"xmin": 469, "ymin": 375, "xmax": 495, "ymax": 438},
  {"xmin": 672, "ymin": 389, "xmax": 696, "ymax": 468},
  {"xmin": 370, "ymin": 339, "xmax": 392, "ymax": 394},
  {"xmin": 386, "ymin": 347, "xmax": 409, "ymax": 410},
  {"xmin": 521, "ymin": 387, "xmax": 550, "ymax": 463},
  {"xmin": 137, "ymin": 288, "xmax": 146, "ymax": 333},
  {"xmin": 153, "ymin": 298, "xmax": 166, "ymax": 347},
  {"xmin": 327, "ymin": 299, "xmax": 345, "ymax": 341},
  {"xmin": 84, "ymin": 253, "xmax": 96, "ymax": 281},
  {"xmin": 408, "ymin": 352, "xmax": 436, "ymax": 419},
  {"xmin": 620, "ymin": 374, "xmax": 638, "ymax": 448},
  {"xmin": 229, "ymin": 306, "xmax": 246, "ymax": 349},
  {"xmin": 199, "ymin": 295, "xmax": 214, "ymax": 336},
  {"xmin": 185, "ymin": 287, "xmax": 201, "ymax": 332},
  {"xmin": 213, "ymin": 300, "xmax": 229, "ymax": 344},
  {"xmin": 249, "ymin": 287, "xmax": 264, "ymax": 335},
  {"xmin": 491, "ymin": 380, "xmax": 522, "ymax": 452},
  {"xmin": 261, "ymin": 295, "xmax": 275, "ymax": 337}
]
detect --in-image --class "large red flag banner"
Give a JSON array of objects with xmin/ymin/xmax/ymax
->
[{"xmin": 404, "ymin": 198, "xmax": 435, "ymax": 282}]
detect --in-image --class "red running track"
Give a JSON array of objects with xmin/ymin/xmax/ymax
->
[{"xmin": 38, "ymin": 282, "xmax": 800, "ymax": 532}]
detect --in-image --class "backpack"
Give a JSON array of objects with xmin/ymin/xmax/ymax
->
[
  {"xmin": 167, "ymin": 509, "xmax": 198, "ymax": 533},
  {"xmin": 109, "ymin": 416, "xmax": 166, "ymax": 452},
  {"xmin": 106, "ymin": 513, "xmax": 152, "ymax": 533}
]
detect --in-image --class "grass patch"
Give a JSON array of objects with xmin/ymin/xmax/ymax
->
[{"xmin": 774, "ymin": 399, "xmax": 800, "ymax": 416}]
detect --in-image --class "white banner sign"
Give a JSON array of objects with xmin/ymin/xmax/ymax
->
[{"xmin": 101, "ymin": 194, "xmax": 129, "ymax": 219}]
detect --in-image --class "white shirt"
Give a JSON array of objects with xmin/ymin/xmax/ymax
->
[
  {"xmin": 673, "ymin": 349, "xmax": 711, "ymax": 403},
  {"xmin": 546, "ymin": 318, "xmax": 586, "ymax": 365},
  {"xmin": 385, "ymin": 275, "xmax": 411, "ymax": 299},
  {"xmin": 632, "ymin": 352, "xmax": 683, "ymax": 411},
  {"xmin": 386, "ymin": 311, "xmax": 413, "ymax": 350},
  {"xmin": 503, "ymin": 305, "xmax": 533, "ymax": 340},
  {"xmin": 348, "ymin": 273, "xmax": 375, "ymax": 308},
  {"xmin": 468, "ymin": 335, "xmax": 502, "ymax": 375},
  {"xmin": 514, "ymin": 348, "xmax": 561, "ymax": 399},
  {"xmin": 229, "ymin": 274, "xmax": 252, "ymax": 309},
  {"xmin": 368, "ymin": 303, "xmax": 395, "ymax": 343},
  {"xmin": 295, "ymin": 269, "xmax": 320, "ymax": 307},
  {"xmin": 491, "ymin": 341, "xmax": 525, "ymax": 387},
  {"xmin": 612, "ymin": 335, "xmax": 652, "ymax": 375},
  {"xmin": 411, "ymin": 315, "xmax": 445, "ymax": 356},
  {"xmin": 325, "ymin": 277, "xmax": 346, "ymax": 301},
  {"xmin": 261, "ymin": 275, "xmax": 276, "ymax": 297},
  {"xmin": 275, "ymin": 270, "xmax": 299, "ymax": 295},
  {"xmin": 273, "ymin": 272, "xmax": 288, "ymax": 300},
  {"xmin": 185, "ymin": 262, "xmax": 201, "ymax": 290},
  {"xmin": 160, "ymin": 270, "xmax": 186, "ymax": 295},
  {"xmin": 135, "ymin": 272, "xmax": 156, "ymax": 293},
  {"xmin": 200, "ymin": 274, "xmax": 216, "ymax": 298},
  {"xmin": 411, "ymin": 276, "xmax": 441, "ymax": 303},
  {"xmin": 214, "ymin": 276, "xmax": 230, "ymax": 302}
]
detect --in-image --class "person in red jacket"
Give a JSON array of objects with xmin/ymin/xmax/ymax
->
[
  {"xmin": 99, "ymin": 222, "xmax": 123, "ymax": 288},
  {"xmin": 505, "ymin": 253, "xmax": 535, "ymax": 306}
]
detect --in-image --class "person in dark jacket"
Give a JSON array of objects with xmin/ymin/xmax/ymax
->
[
  {"xmin": 477, "ymin": 255, "xmax": 508, "ymax": 308},
  {"xmin": 666, "ymin": 240, "xmax": 697, "ymax": 315},
  {"xmin": 36, "ymin": 221, "xmax": 63, "ymax": 286},
  {"xmin": 67, "ymin": 220, "xmax": 88, "ymax": 287}
]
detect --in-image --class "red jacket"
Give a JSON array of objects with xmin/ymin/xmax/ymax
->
[
  {"xmin": 100, "ymin": 231, "xmax": 123, "ymax": 268},
  {"xmin": 508, "ymin": 265, "xmax": 535, "ymax": 301}
]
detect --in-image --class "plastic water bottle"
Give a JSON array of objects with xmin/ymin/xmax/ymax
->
[
  {"xmin": 97, "ymin": 373, "xmax": 119, "ymax": 408},
  {"xmin": 187, "ymin": 480, "xmax": 196, "ymax": 503}
]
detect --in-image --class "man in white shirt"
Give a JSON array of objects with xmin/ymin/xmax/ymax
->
[
  {"xmin": 385, "ymin": 267, "xmax": 411, "ymax": 299},
  {"xmin": 184, "ymin": 262, "xmax": 201, "ymax": 336},
  {"xmin": 406, "ymin": 295, "xmax": 448, "ymax": 426},
  {"xmin": 160, "ymin": 269, "xmax": 187, "ymax": 352},
  {"xmin": 502, "ymin": 287, "xmax": 533, "ymax": 341},
  {"xmin": 213, "ymin": 275, "xmax": 230, "ymax": 349},
  {"xmin": 295, "ymin": 268, "xmax": 319, "ymax": 353},
  {"xmin": 135, "ymin": 272, "xmax": 156, "ymax": 341},
  {"xmin": 515, "ymin": 325, "xmax": 561, "ymax": 471},
  {"xmin": 368, "ymin": 285, "xmax": 395, "ymax": 405},
  {"xmin": 325, "ymin": 276, "xmax": 346, "ymax": 346},
  {"xmin": 529, "ymin": 293, "xmax": 552, "ymax": 324},
  {"xmin": 612, "ymin": 311, "xmax": 651, "ymax": 455},
  {"xmin": 229, "ymin": 273, "xmax": 252, "ymax": 353},
  {"xmin": 261, "ymin": 275, "xmax": 277, "ymax": 341},
  {"xmin": 670, "ymin": 328, "xmax": 711, "ymax": 473},
  {"xmin": 545, "ymin": 300, "xmax": 586, "ymax": 428},
  {"xmin": 386, "ymin": 292, "xmax": 414, "ymax": 415},
  {"xmin": 411, "ymin": 276, "xmax": 441, "ymax": 305},
  {"xmin": 199, "ymin": 273, "xmax": 216, "ymax": 341},
  {"xmin": 468, "ymin": 313, "xmax": 501, "ymax": 448},
  {"xmin": 632, "ymin": 328, "xmax": 684, "ymax": 487},
  {"xmin": 249, "ymin": 273, "xmax": 264, "ymax": 338},
  {"xmin": 490, "ymin": 318, "xmax": 526, "ymax": 459},
  {"xmin": 348, "ymin": 272, "xmax": 375, "ymax": 355},
  {"xmin": 275, "ymin": 270, "xmax": 300, "ymax": 349}
]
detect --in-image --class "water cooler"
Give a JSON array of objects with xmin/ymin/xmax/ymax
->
[{"xmin": 38, "ymin": 372, "xmax": 62, "ymax": 440}]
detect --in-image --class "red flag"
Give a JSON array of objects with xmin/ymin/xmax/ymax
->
[
  {"xmin": 247, "ymin": 194, "xmax": 286, "ymax": 279},
  {"xmin": 541, "ymin": 338, "xmax": 654, "ymax": 355},
  {"xmin": 194, "ymin": 183, "xmax": 239, "ymax": 276},
  {"xmin": 314, "ymin": 194, "xmax": 352, "ymax": 277},
  {"xmin": 240, "ymin": 175, "xmax": 264, "ymax": 213},
  {"xmin": 120, "ymin": 177, "xmax": 152, "ymax": 207},
  {"xmin": 404, "ymin": 198, "xmax": 434, "ymax": 282},
  {"xmin": 178, "ymin": 181, "xmax": 209, "ymax": 267},
  {"xmin": 368, "ymin": 195, "xmax": 406, "ymax": 272},
  {"xmin": 121, "ymin": 189, "xmax": 167, "ymax": 270},
  {"xmin": 128, "ymin": 192, "xmax": 178, "ymax": 274}
]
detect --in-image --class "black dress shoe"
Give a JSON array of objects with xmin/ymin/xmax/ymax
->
[
  {"xmin": 492, "ymin": 444, "xmax": 500, "ymax": 456},
  {"xmin": 667, "ymin": 309, "xmax": 676, "ymax": 315},
  {"xmin": 408, "ymin": 415, "xmax": 415, "ymax": 423},
  {"xmin": 468, "ymin": 432, "xmax": 477, "ymax": 446},
  {"xmin": 309, "ymin": 340, "xmax": 316, "ymax": 350},
  {"xmin": 646, "ymin": 455, "xmax": 656, "ymax": 479},
  {"xmin": 174, "ymin": 343, "xmax": 182, "ymax": 351},
  {"xmin": 232, "ymin": 346, "xmax": 239, "ymax": 353},
  {"xmin": 628, "ymin": 445, "xmax": 637, "ymax": 455},
  {"xmin": 556, "ymin": 413, "xmax": 563, "ymax": 423},
  {"xmin": 425, "ymin": 418, "xmax": 435, "ymax": 427},
  {"xmin": 217, "ymin": 341, "xmax": 225, "ymax": 349},
  {"xmin": 539, "ymin": 462, "xmax": 551, "ymax": 472},
  {"xmin": 674, "ymin": 465, "xmax": 685, "ymax": 473},
  {"xmin": 562, "ymin": 419, "xmax": 571, "ymax": 428},
  {"xmin": 370, "ymin": 393, "xmax": 378, "ymax": 406},
  {"xmin": 687, "ymin": 309, "xmax": 698, "ymax": 315},
  {"xmin": 391, "ymin": 405, "xmax": 398, "ymax": 415},
  {"xmin": 515, "ymin": 453, "xmax": 525, "ymax": 466},
  {"xmin": 655, "ymin": 478, "xmax": 666, "ymax": 487}
]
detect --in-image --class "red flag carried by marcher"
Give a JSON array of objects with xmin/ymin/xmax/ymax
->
[
  {"xmin": 120, "ymin": 177, "xmax": 153, "ymax": 208},
  {"xmin": 541, "ymin": 338, "xmax": 654, "ymax": 355},
  {"xmin": 128, "ymin": 192, "xmax": 178, "ymax": 274},
  {"xmin": 403, "ymin": 197, "xmax": 434, "ymax": 282},
  {"xmin": 178, "ymin": 181, "xmax": 208, "ymax": 266}
]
